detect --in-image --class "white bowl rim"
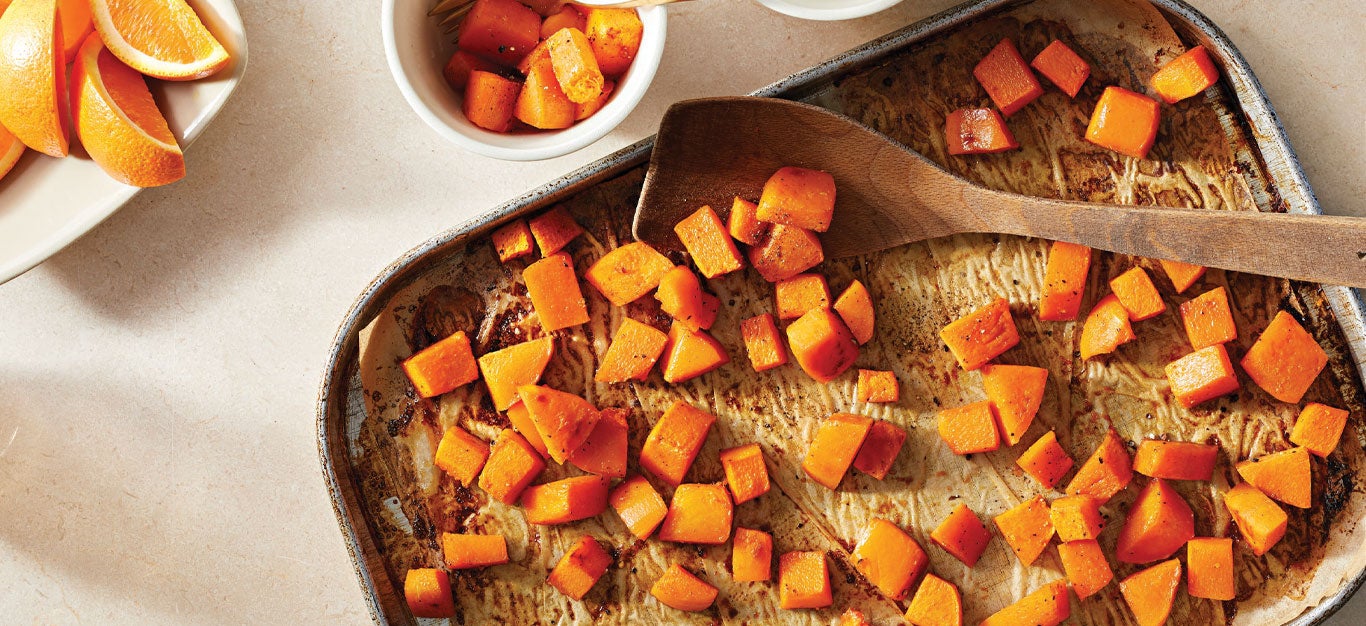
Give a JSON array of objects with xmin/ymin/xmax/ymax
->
[
  {"xmin": 755, "ymin": 0, "xmax": 904, "ymax": 21},
  {"xmin": 381, "ymin": 1, "xmax": 667, "ymax": 162}
]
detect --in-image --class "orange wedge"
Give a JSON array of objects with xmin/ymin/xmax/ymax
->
[
  {"xmin": 90, "ymin": 0, "xmax": 229, "ymax": 81},
  {"xmin": 0, "ymin": 124, "xmax": 25, "ymax": 181},
  {"xmin": 71, "ymin": 35, "xmax": 185, "ymax": 187},
  {"xmin": 58, "ymin": 0, "xmax": 92, "ymax": 60},
  {"xmin": 0, "ymin": 0, "xmax": 70, "ymax": 157}
]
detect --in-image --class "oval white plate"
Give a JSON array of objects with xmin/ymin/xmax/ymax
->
[
  {"xmin": 756, "ymin": 0, "xmax": 903, "ymax": 21},
  {"xmin": 0, "ymin": 0, "xmax": 248, "ymax": 284}
]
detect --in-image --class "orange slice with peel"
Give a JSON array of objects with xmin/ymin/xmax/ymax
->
[
  {"xmin": 58, "ymin": 0, "xmax": 92, "ymax": 60},
  {"xmin": 90, "ymin": 0, "xmax": 229, "ymax": 81},
  {"xmin": 0, "ymin": 0, "xmax": 70, "ymax": 157},
  {"xmin": 0, "ymin": 124, "xmax": 25, "ymax": 181},
  {"xmin": 71, "ymin": 34, "xmax": 185, "ymax": 187}
]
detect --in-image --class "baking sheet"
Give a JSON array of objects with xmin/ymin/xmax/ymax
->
[{"xmin": 319, "ymin": 0, "xmax": 1366, "ymax": 623}]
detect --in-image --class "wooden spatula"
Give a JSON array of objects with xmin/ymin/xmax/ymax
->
[{"xmin": 633, "ymin": 97, "xmax": 1366, "ymax": 288}]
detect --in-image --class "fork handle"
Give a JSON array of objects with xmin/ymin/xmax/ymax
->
[{"xmin": 967, "ymin": 186, "xmax": 1366, "ymax": 288}]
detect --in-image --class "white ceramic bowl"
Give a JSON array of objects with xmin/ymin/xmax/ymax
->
[
  {"xmin": 755, "ymin": 0, "xmax": 903, "ymax": 21},
  {"xmin": 382, "ymin": 0, "xmax": 666, "ymax": 161}
]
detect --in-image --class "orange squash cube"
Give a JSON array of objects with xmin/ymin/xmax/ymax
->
[
  {"xmin": 980, "ymin": 580, "xmax": 1070, "ymax": 626},
  {"xmin": 675, "ymin": 205, "xmax": 744, "ymax": 278},
  {"xmin": 1132, "ymin": 439, "xmax": 1218, "ymax": 481},
  {"xmin": 838, "ymin": 609, "xmax": 870, "ymax": 626},
  {"xmin": 852, "ymin": 518, "xmax": 927, "ymax": 600},
  {"xmin": 802, "ymin": 413, "xmax": 874, "ymax": 489},
  {"xmin": 524, "ymin": 251, "xmax": 590, "ymax": 332},
  {"xmin": 727, "ymin": 196, "xmax": 769, "ymax": 246},
  {"xmin": 1158, "ymin": 259, "xmax": 1206, "ymax": 293},
  {"xmin": 1224, "ymin": 482, "xmax": 1287, "ymax": 556},
  {"xmin": 1241, "ymin": 310, "xmax": 1328, "ymax": 404},
  {"xmin": 1030, "ymin": 40, "xmax": 1090, "ymax": 98},
  {"xmin": 658, "ymin": 483, "xmax": 734, "ymax": 544},
  {"xmin": 1180, "ymin": 286, "xmax": 1237, "ymax": 349},
  {"xmin": 1152, "ymin": 46, "xmax": 1220, "ymax": 104},
  {"xmin": 786, "ymin": 307, "xmax": 859, "ymax": 382},
  {"xmin": 594, "ymin": 318, "xmax": 668, "ymax": 383},
  {"xmin": 545, "ymin": 27, "xmax": 603, "ymax": 105},
  {"xmin": 1186, "ymin": 537, "xmax": 1235, "ymax": 601},
  {"xmin": 748, "ymin": 224, "xmax": 824, "ymax": 283},
  {"xmin": 656, "ymin": 267, "xmax": 718, "ymax": 332},
  {"xmin": 1065, "ymin": 429, "xmax": 1133, "ymax": 503},
  {"xmin": 937, "ymin": 401, "xmax": 1001, "ymax": 455},
  {"xmin": 774, "ymin": 273, "xmax": 831, "ymax": 320},
  {"xmin": 479, "ymin": 428, "xmax": 546, "ymax": 504},
  {"xmin": 1085, "ymin": 86, "xmax": 1161, "ymax": 159},
  {"xmin": 1119, "ymin": 559, "xmax": 1180, "ymax": 626},
  {"xmin": 402, "ymin": 331, "xmax": 480, "ymax": 398},
  {"xmin": 442, "ymin": 533, "xmax": 510, "ymax": 569},
  {"xmin": 569, "ymin": 407, "xmax": 628, "ymax": 477},
  {"xmin": 521, "ymin": 475, "xmax": 610, "ymax": 525},
  {"xmin": 930, "ymin": 504, "xmax": 992, "ymax": 567},
  {"xmin": 1116, "ymin": 478, "xmax": 1195, "ymax": 563},
  {"xmin": 756, "ymin": 166, "xmax": 836, "ymax": 233},
  {"xmin": 639, "ymin": 400, "xmax": 715, "ymax": 486},
  {"xmin": 434, "ymin": 426, "xmax": 490, "ymax": 486},
  {"xmin": 973, "ymin": 38, "xmax": 1044, "ymax": 116},
  {"xmin": 1051, "ymin": 495, "xmax": 1104, "ymax": 542},
  {"xmin": 1058, "ymin": 539, "xmax": 1113, "ymax": 599},
  {"xmin": 904, "ymin": 573, "xmax": 962, "ymax": 626},
  {"xmin": 777, "ymin": 551, "xmax": 832, "ymax": 609},
  {"xmin": 732, "ymin": 527, "xmax": 774, "ymax": 582},
  {"xmin": 660, "ymin": 322, "xmax": 729, "ymax": 383},
  {"xmin": 541, "ymin": 5, "xmax": 585, "ymax": 38},
  {"xmin": 1079, "ymin": 293, "xmax": 1135, "ymax": 360},
  {"xmin": 1291, "ymin": 403, "xmax": 1350, "ymax": 458},
  {"xmin": 1039, "ymin": 241, "xmax": 1091, "ymax": 321},
  {"xmin": 608, "ymin": 475, "xmax": 668, "ymax": 539},
  {"xmin": 404, "ymin": 568, "xmax": 456, "ymax": 617},
  {"xmin": 945, "ymin": 108, "xmax": 1019, "ymax": 155},
  {"xmin": 852, "ymin": 420, "xmax": 907, "ymax": 480},
  {"xmin": 457, "ymin": 0, "xmax": 541, "ymax": 66},
  {"xmin": 1165, "ymin": 344, "xmax": 1240, "ymax": 408},
  {"xmin": 574, "ymin": 78, "xmax": 614, "ymax": 121},
  {"xmin": 939, "ymin": 298, "xmax": 1019, "ymax": 370},
  {"xmin": 740, "ymin": 313, "xmax": 788, "ymax": 372},
  {"xmin": 445, "ymin": 49, "xmax": 498, "ymax": 93},
  {"xmin": 993, "ymin": 495, "xmax": 1055, "ymax": 566},
  {"xmin": 1236, "ymin": 446, "xmax": 1311, "ymax": 509},
  {"xmin": 1015, "ymin": 430, "xmax": 1073, "ymax": 489},
  {"xmin": 516, "ymin": 56, "xmax": 576, "ymax": 129},
  {"xmin": 518, "ymin": 384, "xmax": 601, "ymax": 464},
  {"xmin": 548, "ymin": 535, "xmax": 613, "ymax": 600},
  {"xmin": 856, "ymin": 369, "xmax": 899, "ymax": 403},
  {"xmin": 491, "ymin": 219, "xmax": 535, "ymax": 262},
  {"xmin": 583, "ymin": 7, "xmax": 643, "ymax": 77},
  {"xmin": 719, "ymin": 443, "xmax": 770, "ymax": 504},
  {"xmin": 478, "ymin": 336, "xmax": 555, "ymax": 411},
  {"xmin": 1109, "ymin": 266, "xmax": 1166, "ymax": 321},
  {"xmin": 463, "ymin": 71, "xmax": 523, "ymax": 132},
  {"xmin": 651, "ymin": 564, "xmax": 717, "ymax": 612},
  {"xmin": 528, "ymin": 206, "xmax": 584, "ymax": 256},
  {"xmin": 584, "ymin": 241, "xmax": 674, "ymax": 307},
  {"xmin": 981, "ymin": 363, "xmax": 1047, "ymax": 446},
  {"xmin": 504, "ymin": 400, "xmax": 548, "ymax": 457},
  {"xmin": 833, "ymin": 279, "xmax": 875, "ymax": 345}
]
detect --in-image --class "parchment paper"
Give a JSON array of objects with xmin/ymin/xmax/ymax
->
[{"xmin": 350, "ymin": 0, "xmax": 1366, "ymax": 623}]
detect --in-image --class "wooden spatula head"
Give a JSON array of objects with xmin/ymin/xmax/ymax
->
[{"xmin": 634, "ymin": 97, "xmax": 963, "ymax": 258}]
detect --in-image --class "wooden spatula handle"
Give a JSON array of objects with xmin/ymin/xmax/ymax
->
[{"xmin": 965, "ymin": 187, "xmax": 1366, "ymax": 288}]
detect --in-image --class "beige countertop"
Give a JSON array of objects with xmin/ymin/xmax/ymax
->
[{"xmin": 0, "ymin": 0, "xmax": 1362, "ymax": 623}]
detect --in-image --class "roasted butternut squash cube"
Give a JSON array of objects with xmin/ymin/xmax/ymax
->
[
  {"xmin": 1050, "ymin": 495, "xmax": 1104, "ymax": 542},
  {"xmin": 479, "ymin": 428, "xmax": 546, "ymax": 504},
  {"xmin": 1079, "ymin": 293, "xmax": 1135, "ymax": 360},
  {"xmin": 660, "ymin": 322, "xmax": 729, "ymax": 383},
  {"xmin": 852, "ymin": 518, "xmax": 927, "ymax": 600},
  {"xmin": 1241, "ymin": 310, "xmax": 1328, "ymax": 404},
  {"xmin": 1152, "ymin": 46, "xmax": 1220, "ymax": 104},
  {"xmin": 774, "ymin": 273, "xmax": 831, "ymax": 320},
  {"xmin": 548, "ymin": 535, "xmax": 613, "ymax": 600},
  {"xmin": 1085, "ymin": 86, "xmax": 1160, "ymax": 159},
  {"xmin": 658, "ymin": 483, "xmax": 733, "ymax": 544},
  {"xmin": 930, "ymin": 504, "xmax": 992, "ymax": 567},
  {"xmin": 748, "ymin": 224, "xmax": 824, "ymax": 283},
  {"xmin": 404, "ymin": 568, "xmax": 456, "ymax": 618},
  {"xmin": 786, "ymin": 307, "xmax": 859, "ymax": 382},
  {"xmin": 1118, "ymin": 559, "xmax": 1180, "ymax": 626},
  {"xmin": 945, "ymin": 108, "xmax": 1019, "ymax": 154},
  {"xmin": 675, "ymin": 205, "xmax": 744, "ymax": 278},
  {"xmin": 609, "ymin": 475, "xmax": 668, "ymax": 539},
  {"xmin": 491, "ymin": 219, "xmax": 535, "ymax": 262},
  {"xmin": 980, "ymin": 580, "xmax": 1070, "ymax": 626},
  {"xmin": 777, "ymin": 551, "xmax": 832, "ymax": 609},
  {"xmin": 1065, "ymin": 429, "xmax": 1132, "ymax": 502},
  {"xmin": 478, "ymin": 336, "xmax": 555, "ymax": 411},
  {"xmin": 1039, "ymin": 241, "xmax": 1091, "ymax": 321},
  {"xmin": 756, "ymin": 166, "xmax": 836, "ymax": 232},
  {"xmin": 569, "ymin": 407, "xmax": 628, "ymax": 477},
  {"xmin": 1223, "ymin": 482, "xmax": 1287, "ymax": 556},
  {"xmin": 937, "ymin": 401, "xmax": 1001, "ymax": 455},
  {"xmin": 1165, "ymin": 344, "xmax": 1239, "ymax": 408},
  {"xmin": 833, "ymin": 279, "xmax": 875, "ymax": 345},
  {"xmin": 1291, "ymin": 403, "xmax": 1350, "ymax": 458},
  {"xmin": 520, "ymin": 475, "xmax": 610, "ymax": 525},
  {"xmin": 1179, "ymin": 286, "xmax": 1237, "ymax": 350},
  {"xmin": 523, "ymin": 251, "xmax": 590, "ymax": 332},
  {"xmin": 1058, "ymin": 539, "xmax": 1112, "ymax": 599},
  {"xmin": 1186, "ymin": 537, "xmax": 1235, "ymax": 601},
  {"xmin": 740, "ymin": 313, "xmax": 788, "ymax": 372},
  {"xmin": 1236, "ymin": 446, "xmax": 1311, "ymax": 508},
  {"xmin": 519, "ymin": 384, "xmax": 601, "ymax": 464},
  {"xmin": 651, "ymin": 564, "xmax": 717, "ymax": 612},
  {"xmin": 973, "ymin": 38, "xmax": 1043, "ymax": 116},
  {"xmin": 1030, "ymin": 40, "xmax": 1090, "ymax": 98},
  {"xmin": 456, "ymin": 0, "xmax": 540, "ymax": 66},
  {"xmin": 656, "ymin": 267, "xmax": 718, "ymax": 332},
  {"xmin": 1132, "ymin": 439, "xmax": 1218, "ymax": 481},
  {"xmin": 1115, "ymin": 478, "xmax": 1195, "ymax": 563},
  {"xmin": 719, "ymin": 443, "xmax": 770, "ymax": 504},
  {"xmin": 595, "ymin": 318, "xmax": 668, "ymax": 383},
  {"xmin": 980, "ymin": 363, "xmax": 1047, "ymax": 446},
  {"xmin": 442, "ymin": 533, "xmax": 510, "ymax": 569},
  {"xmin": 402, "ymin": 330, "xmax": 479, "ymax": 398},
  {"xmin": 528, "ymin": 206, "xmax": 584, "ymax": 256},
  {"xmin": 584, "ymin": 241, "xmax": 674, "ymax": 307},
  {"xmin": 939, "ymin": 298, "xmax": 1019, "ymax": 370},
  {"xmin": 1109, "ymin": 266, "xmax": 1166, "ymax": 321},
  {"xmin": 639, "ymin": 400, "xmax": 715, "ymax": 486},
  {"xmin": 903, "ymin": 573, "xmax": 962, "ymax": 626},
  {"xmin": 732, "ymin": 527, "xmax": 773, "ymax": 582},
  {"xmin": 802, "ymin": 413, "xmax": 873, "ymax": 490},
  {"xmin": 856, "ymin": 369, "xmax": 899, "ymax": 403},
  {"xmin": 434, "ymin": 425, "xmax": 490, "ymax": 486},
  {"xmin": 1015, "ymin": 430, "xmax": 1072, "ymax": 489},
  {"xmin": 852, "ymin": 420, "xmax": 907, "ymax": 480},
  {"xmin": 727, "ymin": 196, "xmax": 769, "ymax": 246},
  {"xmin": 993, "ymin": 495, "xmax": 1055, "ymax": 566}
]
